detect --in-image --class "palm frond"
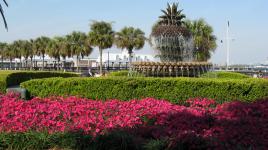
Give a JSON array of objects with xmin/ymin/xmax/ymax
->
[{"xmin": 0, "ymin": 0, "xmax": 8, "ymax": 30}]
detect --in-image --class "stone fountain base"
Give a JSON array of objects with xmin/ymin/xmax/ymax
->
[{"xmin": 132, "ymin": 62, "xmax": 212, "ymax": 77}]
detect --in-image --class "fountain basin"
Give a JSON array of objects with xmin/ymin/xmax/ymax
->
[{"xmin": 133, "ymin": 62, "xmax": 212, "ymax": 77}]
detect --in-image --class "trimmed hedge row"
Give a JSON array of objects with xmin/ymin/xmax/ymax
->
[
  {"xmin": 108, "ymin": 70, "xmax": 145, "ymax": 77},
  {"xmin": 201, "ymin": 71, "xmax": 250, "ymax": 79},
  {"xmin": 0, "ymin": 71, "xmax": 79, "ymax": 93},
  {"xmin": 21, "ymin": 77, "xmax": 268, "ymax": 103}
]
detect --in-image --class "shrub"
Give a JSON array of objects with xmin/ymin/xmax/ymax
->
[
  {"xmin": 108, "ymin": 70, "xmax": 145, "ymax": 77},
  {"xmin": 21, "ymin": 77, "xmax": 268, "ymax": 103},
  {"xmin": 201, "ymin": 71, "xmax": 250, "ymax": 79},
  {"xmin": 0, "ymin": 71, "xmax": 79, "ymax": 93}
]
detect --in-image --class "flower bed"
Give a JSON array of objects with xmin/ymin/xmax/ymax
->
[{"xmin": 0, "ymin": 93, "xmax": 267, "ymax": 149}]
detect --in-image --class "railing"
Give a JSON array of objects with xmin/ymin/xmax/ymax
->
[{"xmin": 0, "ymin": 62, "xmax": 130, "ymax": 74}]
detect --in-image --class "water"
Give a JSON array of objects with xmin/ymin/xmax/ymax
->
[{"xmin": 152, "ymin": 34, "xmax": 194, "ymax": 62}]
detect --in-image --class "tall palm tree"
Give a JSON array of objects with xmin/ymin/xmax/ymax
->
[
  {"xmin": 159, "ymin": 2, "xmax": 186, "ymax": 26},
  {"xmin": 46, "ymin": 39, "xmax": 58, "ymax": 70},
  {"xmin": 20, "ymin": 40, "xmax": 33, "ymax": 70},
  {"xmin": 13, "ymin": 40, "xmax": 24, "ymax": 69},
  {"xmin": 3, "ymin": 43, "xmax": 15, "ymax": 69},
  {"xmin": 29, "ymin": 39, "xmax": 35, "ymax": 70},
  {"xmin": 0, "ymin": 0, "xmax": 8, "ymax": 30},
  {"xmin": 33, "ymin": 36, "xmax": 50, "ymax": 70},
  {"xmin": 67, "ymin": 31, "xmax": 93, "ymax": 71},
  {"xmin": 184, "ymin": 19, "xmax": 217, "ymax": 61},
  {"xmin": 88, "ymin": 21, "xmax": 114, "ymax": 75},
  {"xmin": 0, "ymin": 42, "xmax": 7, "ymax": 69},
  {"xmin": 115, "ymin": 27, "xmax": 145, "ymax": 76},
  {"xmin": 55, "ymin": 36, "xmax": 69, "ymax": 70}
]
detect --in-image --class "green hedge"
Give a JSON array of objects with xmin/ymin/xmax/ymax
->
[
  {"xmin": 21, "ymin": 77, "xmax": 268, "ymax": 103},
  {"xmin": 201, "ymin": 71, "xmax": 250, "ymax": 79},
  {"xmin": 108, "ymin": 70, "xmax": 145, "ymax": 77},
  {"xmin": 0, "ymin": 71, "xmax": 79, "ymax": 93}
]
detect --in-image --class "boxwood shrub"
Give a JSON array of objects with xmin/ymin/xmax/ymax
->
[
  {"xmin": 0, "ymin": 71, "xmax": 79, "ymax": 93},
  {"xmin": 201, "ymin": 71, "xmax": 250, "ymax": 79},
  {"xmin": 21, "ymin": 77, "xmax": 268, "ymax": 103}
]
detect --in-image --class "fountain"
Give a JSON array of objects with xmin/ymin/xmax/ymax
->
[{"xmin": 133, "ymin": 2, "xmax": 212, "ymax": 77}]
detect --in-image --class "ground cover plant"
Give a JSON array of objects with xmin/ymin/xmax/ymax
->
[
  {"xmin": 0, "ymin": 93, "xmax": 267, "ymax": 149},
  {"xmin": 21, "ymin": 77, "xmax": 268, "ymax": 103},
  {"xmin": 201, "ymin": 71, "xmax": 250, "ymax": 79}
]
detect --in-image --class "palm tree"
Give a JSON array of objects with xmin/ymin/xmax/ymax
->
[
  {"xmin": 184, "ymin": 19, "xmax": 217, "ymax": 61},
  {"xmin": 66, "ymin": 31, "xmax": 93, "ymax": 71},
  {"xmin": 0, "ymin": 42, "xmax": 7, "ymax": 69},
  {"xmin": 3, "ymin": 43, "xmax": 15, "ymax": 69},
  {"xmin": 13, "ymin": 40, "xmax": 24, "ymax": 69},
  {"xmin": 20, "ymin": 40, "xmax": 33, "ymax": 70},
  {"xmin": 55, "ymin": 36, "xmax": 69, "ymax": 70},
  {"xmin": 115, "ymin": 27, "xmax": 145, "ymax": 76},
  {"xmin": 88, "ymin": 21, "xmax": 114, "ymax": 75},
  {"xmin": 159, "ymin": 2, "xmax": 186, "ymax": 26},
  {"xmin": 0, "ymin": 0, "xmax": 8, "ymax": 30},
  {"xmin": 46, "ymin": 39, "xmax": 58, "ymax": 70},
  {"xmin": 33, "ymin": 36, "xmax": 50, "ymax": 70},
  {"xmin": 29, "ymin": 39, "xmax": 35, "ymax": 70}
]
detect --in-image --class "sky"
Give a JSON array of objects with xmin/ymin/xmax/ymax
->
[{"xmin": 0, "ymin": 0, "xmax": 268, "ymax": 65}]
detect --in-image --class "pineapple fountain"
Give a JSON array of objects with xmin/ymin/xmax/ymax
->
[{"xmin": 133, "ymin": 3, "xmax": 212, "ymax": 77}]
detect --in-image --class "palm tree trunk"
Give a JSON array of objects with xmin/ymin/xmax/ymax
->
[
  {"xmin": 25, "ymin": 58, "xmax": 28, "ymax": 70},
  {"xmin": 9, "ymin": 57, "xmax": 12, "ymax": 70},
  {"xmin": 30, "ymin": 57, "xmax": 33, "ymax": 70},
  {"xmin": 76, "ymin": 55, "xmax": 79, "ymax": 72},
  {"xmin": 128, "ymin": 50, "xmax": 133, "ymax": 77},
  {"xmin": 62, "ymin": 57, "xmax": 66, "ymax": 71},
  {"xmin": 42, "ymin": 54, "xmax": 45, "ymax": 71},
  {"xmin": 19, "ymin": 57, "xmax": 22, "ymax": 70},
  {"xmin": 1, "ymin": 57, "xmax": 3, "ymax": 70},
  {"xmin": 99, "ymin": 48, "xmax": 103, "ymax": 75},
  {"xmin": 57, "ymin": 58, "xmax": 60, "ymax": 71}
]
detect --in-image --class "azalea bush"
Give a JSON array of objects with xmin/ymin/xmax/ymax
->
[{"xmin": 0, "ymin": 93, "xmax": 267, "ymax": 149}]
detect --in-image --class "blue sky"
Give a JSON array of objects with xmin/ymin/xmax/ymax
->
[{"xmin": 0, "ymin": 0, "xmax": 268, "ymax": 64}]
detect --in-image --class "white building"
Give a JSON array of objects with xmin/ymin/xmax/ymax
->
[{"xmin": 96, "ymin": 50, "xmax": 156, "ymax": 63}]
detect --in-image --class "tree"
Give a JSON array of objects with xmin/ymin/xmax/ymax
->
[
  {"xmin": 33, "ymin": 36, "xmax": 50, "ymax": 70},
  {"xmin": 184, "ymin": 19, "xmax": 217, "ymax": 61},
  {"xmin": 0, "ymin": 0, "xmax": 8, "ymax": 30},
  {"xmin": 29, "ymin": 39, "xmax": 35, "ymax": 70},
  {"xmin": 88, "ymin": 21, "xmax": 114, "ymax": 75},
  {"xmin": 66, "ymin": 31, "xmax": 93, "ymax": 71},
  {"xmin": 55, "ymin": 36, "xmax": 69, "ymax": 70},
  {"xmin": 0, "ymin": 42, "xmax": 7, "ymax": 69},
  {"xmin": 115, "ymin": 27, "xmax": 145, "ymax": 76},
  {"xmin": 20, "ymin": 40, "xmax": 33, "ymax": 69},
  {"xmin": 13, "ymin": 40, "xmax": 24, "ymax": 69},
  {"xmin": 3, "ymin": 43, "xmax": 15, "ymax": 69},
  {"xmin": 46, "ymin": 39, "xmax": 59, "ymax": 70}
]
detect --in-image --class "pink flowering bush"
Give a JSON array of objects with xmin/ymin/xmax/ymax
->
[{"xmin": 0, "ymin": 93, "xmax": 267, "ymax": 149}]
